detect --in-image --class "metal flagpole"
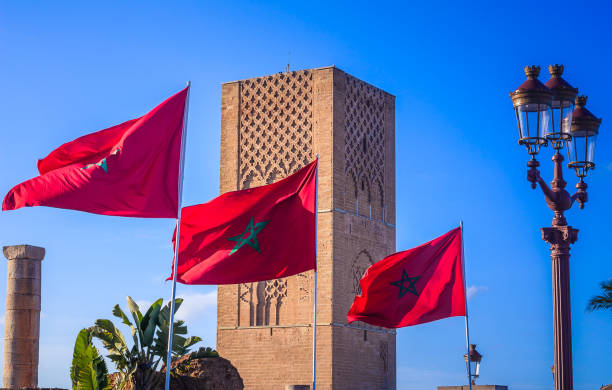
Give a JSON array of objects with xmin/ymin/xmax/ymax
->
[
  {"xmin": 460, "ymin": 221, "xmax": 473, "ymax": 390},
  {"xmin": 165, "ymin": 81, "xmax": 191, "ymax": 390},
  {"xmin": 312, "ymin": 155, "xmax": 319, "ymax": 390}
]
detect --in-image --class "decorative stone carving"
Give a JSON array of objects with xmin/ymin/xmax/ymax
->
[
  {"xmin": 237, "ymin": 279, "xmax": 288, "ymax": 326},
  {"xmin": 379, "ymin": 341, "xmax": 389, "ymax": 374},
  {"xmin": 541, "ymin": 226, "xmax": 579, "ymax": 258},
  {"xmin": 237, "ymin": 283, "xmax": 254, "ymax": 327},
  {"xmin": 265, "ymin": 279, "xmax": 288, "ymax": 300},
  {"xmin": 344, "ymin": 75, "xmax": 386, "ymax": 218},
  {"xmin": 379, "ymin": 341, "xmax": 390, "ymax": 389},
  {"xmin": 351, "ymin": 250, "xmax": 374, "ymax": 295},
  {"xmin": 265, "ymin": 279, "xmax": 287, "ymax": 325},
  {"xmin": 297, "ymin": 272, "xmax": 312, "ymax": 302},
  {"xmin": 235, "ymin": 71, "xmax": 314, "ymax": 327},
  {"xmin": 238, "ymin": 70, "xmax": 313, "ymax": 189}
]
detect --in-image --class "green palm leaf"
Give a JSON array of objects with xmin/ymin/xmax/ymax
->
[{"xmin": 587, "ymin": 280, "xmax": 612, "ymax": 313}]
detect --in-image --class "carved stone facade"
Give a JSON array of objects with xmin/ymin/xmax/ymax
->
[
  {"xmin": 217, "ymin": 67, "xmax": 396, "ymax": 390},
  {"xmin": 238, "ymin": 70, "xmax": 313, "ymax": 189},
  {"xmin": 344, "ymin": 74, "xmax": 386, "ymax": 220}
]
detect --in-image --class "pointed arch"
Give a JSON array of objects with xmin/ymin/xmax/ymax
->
[
  {"xmin": 357, "ymin": 173, "xmax": 371, "ymax": 217},
  {"xmin": 371, "ymin": 177, "xmax": 384, "ymax": 220},
  {"xmin": 345, "ymin": 171, "xmax": 358, "ymax": 214}
]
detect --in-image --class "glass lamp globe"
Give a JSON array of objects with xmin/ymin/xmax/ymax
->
[
  {"xmin": 545, "ymin": 64, "xmax": 578, "ymax": 149},
  {"xmin": 567, "ymin": 95, "xmax": 602, "ymax": 179},
  {"xmin": 510, "ymin": 65, "xmax": 553, "ymax": 157},
  {"xmin": 464, "ymin": 344, "xmax": 483, "ymax": 385}
]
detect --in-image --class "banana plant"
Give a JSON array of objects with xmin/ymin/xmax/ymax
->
[
  {"xmin": 89, "ymin": 296, "xmax": 202, "ymax": 390},
  {"xmin": 70, "ymin": 328, "xmax": 110, "ymax": 390},
  {"xmin": 152, "ymin": 298, "xmax": 202, "ymax": 368},
  {"xmin": 88, "ymin": 318, "xmax": 136, "ymax": 390}
]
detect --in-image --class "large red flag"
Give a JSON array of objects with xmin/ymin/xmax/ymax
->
[
  {"xmin": 3, "ymin": 87, "xmax": 188, "ymax": 218},
  {"xmin": 169, "ymin": 160, "xmax": 317, "ymax": 285},
  {"xmin": 347, "ymin": 227, "xmax": 466, "ymax": 328}
]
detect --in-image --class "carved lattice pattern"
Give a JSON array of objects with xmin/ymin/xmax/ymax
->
[
  {"xmin": 239, "ymin": 283, "xmax": 252, "ymax": 303},
  {"xmin": 237, "ymin": 283, "xmax": 254, "ymax": 327},
  {"xmin": 351, "ymin": 250, "xmax": 374, "ymax": 295},
  {"xmin": 265, "ymin": 279, "xmax": 288, "ymax": 300},
  {"xmin": 239, "ymin": 70, "xmax": 314, "ymax": 189},
  {"xmin": 344, "ymin": 75, "xmax": 386, "ymax": 209},
  {"xmin": 235, "ymin": 71, "xmax": 314, "ymax": 327},
  {"xmin": 380, "ymin": 341, "xmax": 389, "ymax": 373},
  {"xmin": 297, "ymin": 272, "xmax": 312, "ymax": 302}
]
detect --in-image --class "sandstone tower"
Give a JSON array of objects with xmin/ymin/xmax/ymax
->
[{"xmin": 217, "ymin": 66, "xmax": 396, "ymax": 390}]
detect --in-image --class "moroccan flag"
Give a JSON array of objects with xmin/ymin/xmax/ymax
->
[
  {"xmin": 347, "ymin": 227, "xmax": 466, "ymax": 328},
  {"xmin": 169, "ymin": 160, "xmax": 317, "ymax": 285},
  {"xmin": 2, "ymin": 87, "xmax": 188, "ymax": 218}
]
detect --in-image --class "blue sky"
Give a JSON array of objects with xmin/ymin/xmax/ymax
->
[{"xmin": 1, "ymin": 1, "xmax": 611, "ymax": 389}]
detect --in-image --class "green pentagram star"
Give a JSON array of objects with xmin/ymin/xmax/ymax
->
[
  {"xmin": 227, "ymin": 217, "xmax": 269, "ymax": 255},
  {"xmin": 390, "ymin": 270, "xmax": 420, "ymax": 299},
  {"xmin": 81, "ymin": 149, "xmax": 120, "ymax": 173}
]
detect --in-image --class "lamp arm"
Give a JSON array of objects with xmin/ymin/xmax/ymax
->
[
  {"xmin": 572, "ymin": 180, "xmax": 588, "ymax": 209},
  {"xmin": 537, "ymin": 176, "xmax": 556, "ymax": 201},
  {"xmin": 570, "ymin": 192, "xmax": 578, "ymax": 203},
  {"xmin": 528, "ymin": 166, "xmax": 560, "ymax": 204}
]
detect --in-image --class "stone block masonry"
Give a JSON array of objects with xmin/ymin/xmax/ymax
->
[
  {"xmin": 3, "ymin": 245, "xmax": 45, "ymax": 389},
  {"xmin": 217, "ymin": 67, "xmax": 396, "ymax": 389}
]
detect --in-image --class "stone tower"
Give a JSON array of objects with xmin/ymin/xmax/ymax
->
[{"xmin": 217, "ymin": 66, "xmax": 396, "ymax": 390}]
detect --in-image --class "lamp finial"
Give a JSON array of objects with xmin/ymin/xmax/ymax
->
[
  {"xmin": 524, "ymin": 65, "xmax": 541, "ymax": 80},
  {"xmin": 548, "ymin": 64, "xmax": 564, "ymax": 77}
]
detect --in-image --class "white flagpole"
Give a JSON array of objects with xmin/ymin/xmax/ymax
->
[
  {"xmin": 165, "ymin": 81, "xmax": 191, "ymax": 390},
  {"xmin": 312, "ymin": 155, "xmax": 319, "ymax": 390},
  {"xmin": 460, "ymin": 221, "xmax": 473, "ymax": 390}
]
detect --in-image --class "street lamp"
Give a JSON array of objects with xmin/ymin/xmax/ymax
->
[
  {"xmin": 511, "ymin": 66, "xmax": 552, "ymax": 166},
  {"xmin": 545, "ymin": 65, "xmax": 577, "ymax": 151},
  {"xmin": 509, "ymin": 65, "xmax": 603, "ymax": 390},
  {"xmin": 464, "ymin": 344, "xmax": 482, "ymax": 385},
  {"xmin": 567, "ymin": 95, "xmax": 602, "ymax": 209}
]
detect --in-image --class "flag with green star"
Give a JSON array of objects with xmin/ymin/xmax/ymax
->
[
  {"xmin": 347, "ymin": 227, "xmax": 466, "ymax": 328},
  {"xmin": 168, "ymin": 160, "xmax": 318, "ymax": 285},
  {"xmin": 3, "ymin": 86, "xmax": 189, "ymax": 217}
]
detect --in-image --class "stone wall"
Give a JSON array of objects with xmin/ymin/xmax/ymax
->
[{"xmin": 217, "ymin": 67, "xmax": 396, "ymax": 390}]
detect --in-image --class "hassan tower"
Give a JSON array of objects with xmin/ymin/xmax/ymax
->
[{"xmin": 216, "ymin": 66, "xmax": 396, "ymax": 390}]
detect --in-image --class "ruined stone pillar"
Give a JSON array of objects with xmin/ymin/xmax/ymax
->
[{"xmin": 3, "ymin": 244, "xmax": 45, "ymax": 388}]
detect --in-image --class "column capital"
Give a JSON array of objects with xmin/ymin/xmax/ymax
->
[
  {"xmin": 3, "ymin": 245, "xmax": 45, "ymax": 261},
  {"xmin": 541, "ymin": 226, "xmax": 579, "ymax": 246}
]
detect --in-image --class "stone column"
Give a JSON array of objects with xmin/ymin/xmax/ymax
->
[{"xmin": 3, "ymin": 244, "xmax": 45, "ymax": 388}]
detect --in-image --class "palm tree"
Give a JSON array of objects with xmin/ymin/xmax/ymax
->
[{"xmin": 587, "ymin": 280, "xmax": 612, "ymax": 313}]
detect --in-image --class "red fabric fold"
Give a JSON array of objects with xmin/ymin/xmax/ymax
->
[
  {"xmin": 3, "ymin": 87, "xmax": 188, "ymax": 218},
  {"xmin": 168, "ymin": 160, "xmax": 317, "ymax": 285},
  {"xmin": 347, "ymin": 227, "xmax": 466, "ymax": 328}
]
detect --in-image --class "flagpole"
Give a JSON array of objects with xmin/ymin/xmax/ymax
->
[
  {"xmin": 460, "ymin": 221, "xmax": 473, "ymax": 390},
  {"xmin": 165, "ymin": 81, "xmax": 191, "ymax": 390},
  {"xmin": 312, "ymin": 155, "xmax": 319, "ymax": 390}
]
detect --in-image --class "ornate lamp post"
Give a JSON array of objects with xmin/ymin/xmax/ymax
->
[
  {"xmin": 464, "ymin": 344, "xmax": 482, "ymax": 386},
  {"xmin": 510, "ymin": 65, "xmax": 602, "ymax": 390}
]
